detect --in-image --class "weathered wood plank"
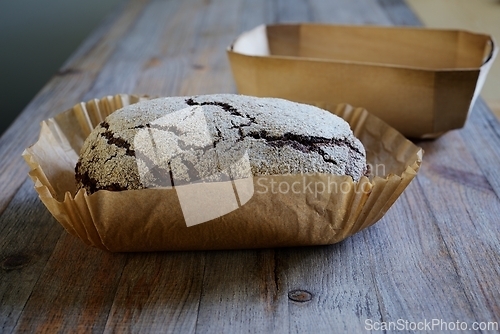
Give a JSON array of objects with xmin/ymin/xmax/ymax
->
[
  {"xmin": 460, "ymin": 99, "xmax": 500, "ymax": 200},
  {"xmin": 12, "ymin": 234, "xmax": 127, "ymax": 333},
  {"xmin": 0, "ymin": 0, "xmax": 147, "ymax": 217},
  {"xmin": 283, "ymin": 238, "xmax": 383, "ymax": 332},
  {"xmin": 413, "ymin": 130, "xmax": 500, "ymax": 322},
  {"xmin": 383, "ymin": 4, "xmax": 500, "ymax": 322},
  {"xmin": 308, "ymin": 0, "xmax": 392, "ymax": 25},
  {"xmin": 366, "ymin": 183, "xmax": 479, "ymax": 320},
  {"xmin": 178, "ymin": 0, "xmax": 242, "ymax": 95},
  {"xmin": 369, "ymin": 0, "xmax": 500, "ymax": 325},
  {"xmin": 273, "ymin": 0, "xmax": 313, "ymax": 23},
  {"xmin": 195, "ymin": 250, "xmax": 289, "ymax": 333},
  {"xmin": 238, "ymin": 0, "xmax": 275, "ymax": 33},
  {"xmin": 375, "ymin": 0, "xmax": 422, "ymax": 26},
  {"xmin": 0, "ymin": 180, "xmax": 63, "ymax": 333},
  {"xmin": 103, "ymin": 253, "xmax": 205, "ymax": 333},
  {"xmin": 82, "ymin": 0, "xmax": 184, "ymax": 100}
]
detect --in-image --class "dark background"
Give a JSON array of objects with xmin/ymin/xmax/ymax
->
[{"xmin": 0, "ymin": 0, "xmax": 126, "ymax": 136}]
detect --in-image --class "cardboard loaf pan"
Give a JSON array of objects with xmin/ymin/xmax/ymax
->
[{"xmin": 227, "ymin": 24, "xmax": 498, "ymax": 138}]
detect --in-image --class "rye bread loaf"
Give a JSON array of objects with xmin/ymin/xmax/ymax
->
[{"xmin": 75, "ymin": 94, "xmax": 366, "ymax": 194}]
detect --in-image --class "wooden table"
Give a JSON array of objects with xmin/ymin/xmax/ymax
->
[{"xmin": 1, "ymin": 0, "xmax": 499, "ymax": 332}]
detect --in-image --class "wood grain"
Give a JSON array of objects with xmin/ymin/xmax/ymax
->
[
  {"xmin": 12, "ymin": 232, "xmax": 127, "ymax": 333},
  {"xmin": 365, "ymin": 183, "xmax": 479, "ymax": 322},
  {"xmin": 195, "ymin": 250, "xmax": 290, "ymax": 333},
  {"xmin": 461, "ymin": 99, "xmax": 500, "ymax": 199},
  {"xmin": 310, "ymin": 0, "xmax": 392, "ymax": 24},
  {"xmin": 376, "ymin": 0, "xmax": 421, "ymax": 26},
  {"xmin": 103, "ymin": 252, "xmax": 205, "ymax": 333},
  {"xmin": 1, "ymin": 0, "xmax": 500, "ymax": 333},
  {"xmin": 0, "ymin": 180, "xmax": 63, "ymax": 332},
  {"xmin": 282, "ymin": 239, "xmax": 383, "ymax": 332},
  {"xmin": 415, "ymin": 131, "xmax": 500, "ymax": 323}
]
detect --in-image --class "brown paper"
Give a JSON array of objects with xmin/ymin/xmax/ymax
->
[
  {"xmin": 23, "ymin": 95, "xmax": 422, "ymax": 252},
  {"xmin": 227, "ymin": 24, "xmax": 498, "ymax": 139}
]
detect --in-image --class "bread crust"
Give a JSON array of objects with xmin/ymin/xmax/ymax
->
[{"xmin": 76, "ymin": 94, "xmax": 366, "ymax": 194}]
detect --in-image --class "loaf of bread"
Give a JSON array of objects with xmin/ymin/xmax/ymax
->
[{"xmin": 75, "ymin": 94, "xmax": 366, "ymax": 194}]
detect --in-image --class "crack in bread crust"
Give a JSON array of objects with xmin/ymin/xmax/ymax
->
[
  {"xmin": 100, "ymin": 122, "xmax": 135, "ymax": 156},
  {"xmin": 186, "ymin": 98, "xmax": 256, "ymax": 123},
  {"xmin": 185, "ymin": 98, "xmax": 362, "ymax": 173}
]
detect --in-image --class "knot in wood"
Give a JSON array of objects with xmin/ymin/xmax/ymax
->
[
  {"xmin": 288, "ymin": 289, "xmax": 313, "ymax": 303},
  {"xmin": 2, "ymin": 253, "xmax": 31, "ymax": 270}
]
